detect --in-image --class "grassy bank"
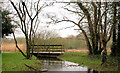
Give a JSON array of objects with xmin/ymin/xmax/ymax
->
[
  {"xmin": 58, "ymin": 52, "xmax": 118, "ymax": 71},
  {"xmin": 2, "ymin": 52, "xmax": 42, "ymax": 71},
  {"xmin": 0, "ymin": 54, "xmax": 2, "ymax": 73}
]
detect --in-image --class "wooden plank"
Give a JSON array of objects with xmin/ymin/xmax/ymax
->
[
  {"xmin": 31, "ymin": 51, "xmax": 64, "ymax": 54},
  {"xmin": 32, "ymin": 48, "xmax": 63, "ymax": 49},
  {"xmin": 31, "ymin": 48, "xmax": 64, "ymax": 50},
  {"xmin": 30, "ymin": 50, "xmax": 65, "ymax": 52},
  {"xmin": 30, "ymin": 45, "xmax": 64, "ymax": 55}
]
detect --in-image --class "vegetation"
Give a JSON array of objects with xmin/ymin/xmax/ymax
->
[
  {"xmin": 117, "ymin": 2, "xmax": 120, "ymax": 57},
  {"xmin": 1, "ymin": 0, "xmax": 120, "ymax": 71},
  {"xmin": 58, "ymin": 52, "xmax": 118, "ymax": 71},
  {"xmin": 48, "ymin": 1, "xmax": 120, "ymax": 65},
  {"xmin": 0, "ymin": 54, "xmax": 2, "ymax": 72},
  {"xmin": 111, "ymin": 2, "xmax": 117, "ymax": 56},
  {"xmin": 2, "ymin": 52, "xmax": 42, "ymax": 71},
  {"xmin": 9, "ymin": 0, "xmax": 43, "ymax": 59},
  {"xmin": 1, "ymin": 9, "xmax": 15, "ymax": 38},
  {"xmin": 9, "ymin": 0, "xmax": 54, "ymax": 59},
  {"xmin": 50, "ymin": 2, "xmax": 114, "ymax": 56},
  {"xmin": 2, "ymin": 35, "xmax": 112, "ymax": 51}
]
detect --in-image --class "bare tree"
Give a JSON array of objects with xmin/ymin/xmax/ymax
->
[
  {"xmin": 47, "ymin": 1, "xmax": 114, "ymax": 58},
  {"xmin": 110, "ymin": 2, "xmax": 117, "ymax": 56},
  {"xmin": 117, "ymin": 2, "xmax": 120, "ymax": 56},
  {"xmin": 9, "ymin": 0, "xmax": 47, "ymax": 59}
]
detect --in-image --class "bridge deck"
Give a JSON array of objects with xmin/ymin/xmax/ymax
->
[
  {"xmin": 30, "ymin": 45, "xmax": 64, "ymax": 57},
  {"xmin": 31, "ymin": 52, "xmax": 64, "ymax": 54}
]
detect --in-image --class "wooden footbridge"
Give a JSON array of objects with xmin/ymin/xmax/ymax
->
[{"xmin": 30, "ymin": 45, "xmax": 65, "ymax": 57}]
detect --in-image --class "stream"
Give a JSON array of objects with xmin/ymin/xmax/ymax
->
[
  {"xmin": 37, "ymin": 57, "xmax": 119, "ymax": 73},
  {"xmin": 38, "ymin": 57, "xmax": 95, "ymax": 72}
]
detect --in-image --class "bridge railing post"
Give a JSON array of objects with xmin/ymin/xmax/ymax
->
[
  {"xmin": 61, "ymin": 45, "xmax": 62, "ymax": 53},
  {"xmin": 49, "ymin": 45, "xmax": 50, "ymax": 53}
]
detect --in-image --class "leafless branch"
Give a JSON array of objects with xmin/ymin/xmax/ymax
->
[
  {"xmin": 59, "ymin": 25, "xmax": 76, "ymax": 30},
  {"xmin": 13, "ymin": 31, "xmax": 27, "ymax": 57},
  {"xmin": 78, "ymin": 15, "xmax": 85, "ymax": 24},
  {"xmin": 24, "ymin": 63, "xmax": 38, "ymax": 71},
  {"xmin": 9, "ymin": 0, "xmax": 23, "ymax": 22},
  {"xmin": 33, "ymin": 5, "xmax": 43, "ymax": 20},
  {"xmin": 64, "ymin": 8, "xmax": 83, "ymax": 14},
  {"xmin": 106, "ymin": 24, "xmax": 114, "ymax": 42},
  {"xmin": 23, "ymin": 1, "xmax": 32, "ymax": 20},
  {"xmin": 56, "ymin": 19, "xmax": 78, "ymax": 25}
]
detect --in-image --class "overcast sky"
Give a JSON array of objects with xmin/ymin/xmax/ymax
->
[
  {"xmin": 2, "ymin": 0, "xmax": 120, "ymax": 38},
  {"xmin": 2, "ymin": 0, "xmax": 80, "ymax": 38}
]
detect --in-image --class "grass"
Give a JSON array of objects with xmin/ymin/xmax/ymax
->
[
  {"xmin": 58, "ymin": 52, "xmax": 118, "ymax": 71},
  {"xmin": 2, "ymin": 52, "xmax": 42, "ymax": 71},
  {"xmin": 0, "ymin": 54, "xmax": 2, "ymax": 73}
]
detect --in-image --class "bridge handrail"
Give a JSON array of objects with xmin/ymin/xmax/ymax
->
[
  {"xmin": 30, "ymin": 45, "xmax": 64, "ymax": 53},
  {"xmin": 31, "ymin": 45, "xmax": 63, "ymax": 46}
]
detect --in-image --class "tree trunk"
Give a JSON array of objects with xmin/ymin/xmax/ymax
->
[
  {"xmin": 97, "ymin": 2, "xmax": 103, "ymax": 55},
  {"xmin": 13, "ymin": 32, "xmax": 27, "ymax": 58},
  {"xmin": 77, "ymin": 25, "xmax": 93, "ymax": 55},
  {"xmin": 101, "ymin": 2, "xmax": 107, "ymax": 65},
  {"xmin": 117, "ymin": 1, "xmax": 120, "ymax": 70},
  {"xmin": 117, "ymin": 2, "xmax": 120, "ymax": 56},
  {"xmin": 91, "ymin": 36, "xmax": 96, "ymax": 55},
  {"xmin": 111, "ymin": 2, "xmax": 117, "ymax": 56},
  {"xmin": 92, "ymin": 2, "xmax": 99, "ymax": 55},
  {"xmin": 101, "ymin": 41, "xmax": 107, "ymax": 65},
  {"xmin": 98, "ymin": 37, "xmax": 103, "ymax": 55},
  {"xmin": 78, "ymin": 2, "xmax": 95, "ymax": 55},
  {"xmin": 86, "ymin": 38, "xmax": 93, "ymax": 55},
  {"xmin": 26, "ymin": 36, "xmax": 30, "ymax": 59},
  {"xmin": 94, "ymin": 34, "xmax": 98, "ymax": 55},
  {"xmin": 103, "ymin": 43, "xmax": 107, "ymax": 55}
]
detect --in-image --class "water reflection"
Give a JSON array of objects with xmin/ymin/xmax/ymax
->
[
  {"xmin": 88, "ymin": 69, "xmax": 99, "ymax": 73},
  {"xmin": 38, "ymin": 57, "xmax": 119, "ymax": 73},
  {"xmin": 87, "ymin": 69, "xmax": 120, "ymax": 73},
  {"xmin": 38, "ymin": 57, "xmax": 88, "ymax": 71}
]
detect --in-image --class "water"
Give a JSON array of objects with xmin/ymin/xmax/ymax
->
[
  {"xmin": 38, "ymin": 57, "xmax": 119, "ymax": 73},
  {"xmin": 38, "ymin": 57, "xmax": 89, "ymax": 71}
]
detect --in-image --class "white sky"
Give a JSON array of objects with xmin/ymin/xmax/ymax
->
[
  {"xmin": 2, "ymin": 0, "xmax": 119, "ymax": 38},
  {"xmin": 3, "ymin": 0, "xmax": 80, "ymax": 38}
]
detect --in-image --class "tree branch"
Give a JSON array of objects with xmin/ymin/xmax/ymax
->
[
  {"xmin": 23, "ymin": 1, "xmax": 32, "ymax": 20},
  {"xmin": 56, "ymin": 19, "xmax": 78, "ymax": 25},
  {"xmin": 77, "ymin": 2, "xmax": 94, "ymax": 38},
  {"xmin": 9, "ymin": 0, "xmax": 23, "ymax": 22},
  {"xmin": 59, "ymin": 25, "xmax": 76, "ymax": 30},
  {"xmin": 64, "ymin": 8, "xmax": 83, "ymax": 14},
  {"xmin": 33, "ymin": 4, "xmax": 44, "ymax": 20},
  {"xmin": 13, "ymin": 31, "xmax": 27, "ymax": 57},
  {"xmin": 24, "ymin": 63, "xmax": 38, "ymax": 71},
  {"xmin": 106, "ymin": 24, "xmax": 114, "ymax": 42}
]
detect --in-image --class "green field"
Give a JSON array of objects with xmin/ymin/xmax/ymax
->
[
  {"xmin": 2, "ymin": 52, "xmax": 42, "ymax": 71},
  {"xmin": 58, "ymin": 52, "xmax": 118, "ymax": 71},
  {"xmin": 0, "ymin": 54, "xmax": 2, "ymax": 73}
]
